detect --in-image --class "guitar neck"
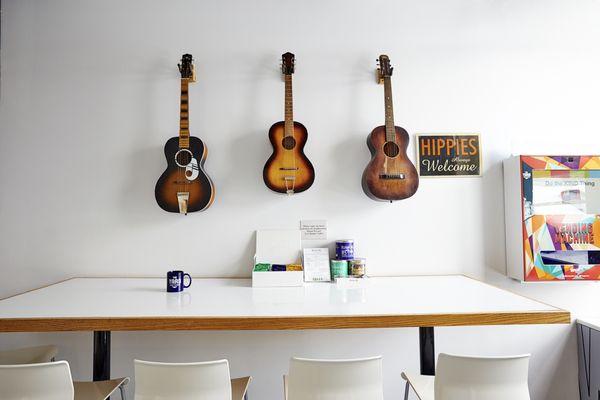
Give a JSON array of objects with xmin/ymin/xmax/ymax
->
[
  {"xmin": 179, "ymin": 79, "xmax": 190, "ymax": 148},
  {"xmin": 383, "ymin": 76, "xmax": 395, "ymax": 143},
  {"xmin": 284, "ymin": 74, "xmax": 294, "ymax": 137}
]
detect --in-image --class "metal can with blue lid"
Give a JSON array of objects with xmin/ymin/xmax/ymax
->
[{"xmin": 335, "ymin": 240, "xmax": 354, "ymax": 260}]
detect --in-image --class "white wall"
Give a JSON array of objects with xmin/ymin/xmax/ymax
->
[{"xmin": 1, "ymin": 0, "xmax": 600, "ymax": 398}]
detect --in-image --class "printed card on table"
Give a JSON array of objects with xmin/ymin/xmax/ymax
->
[{"xmin": 303, "ymin": 248, "xmax": 331, "ymax": 282}]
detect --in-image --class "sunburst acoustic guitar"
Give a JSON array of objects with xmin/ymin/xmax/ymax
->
[
  {"xmin": 263, "ymin": 52, "xmax": 315, "ymax": 195},
  {"xmin": 155, "ymin": 54, "xmax": 215, "ymax": 214},
  {"xmin": 362, "ymin": 55, "xmax": 419, "ymax": 202}
]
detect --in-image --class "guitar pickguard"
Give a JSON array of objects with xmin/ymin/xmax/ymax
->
[{"xmin": 185, "ymin": 157, "xmax": 199, "ymax": 181}]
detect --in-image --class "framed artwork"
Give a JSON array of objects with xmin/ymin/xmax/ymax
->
[{"xmin": 504, "ymin": 155, "xmax": 600, "ymax": 281}]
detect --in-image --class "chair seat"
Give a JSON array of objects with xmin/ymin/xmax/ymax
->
[
  {"xmin": 73, "ymin": 377, "xmax": 129, "ymax": 400},
  {"xmin": 402, "ymin": 372, "xmax": 434, "ymax": 400},
  {"xmin": 231, "ymin": 376, "xmax": 252, "ymax": 400}
]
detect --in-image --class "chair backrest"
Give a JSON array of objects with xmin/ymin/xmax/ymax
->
[
  {"xmin": 287, "ymin": 356, "xmax": 384, "ymax": 400},
  {"xmin": 435, "ymin": 353, "xmax": 531, "ymax": 400},
  {"xmin": 0, "ymin": 345, "xmax": 59, "ymax": 364},
  {"xmin": 0, "ymin": 360, "xmax": 74, "ymax": 400},
  {"xmin": 134, "ymin": 359, "xmax": 232, "ymax": 400}
]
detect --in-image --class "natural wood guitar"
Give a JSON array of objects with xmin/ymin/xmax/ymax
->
[
  {"xmin": 155, "ymin": 54, "xmax": 215, "ymax": 214},
  {"xmin": 263, "ymin": 52, "xmax": 315, "ymax": 195},
  {"xmin": 362, "ymin": 55, "xmax": 419, "ymax": 202}
]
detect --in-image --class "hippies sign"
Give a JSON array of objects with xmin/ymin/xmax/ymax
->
[{"xmin": 416, "ymin": 134, "xmax": 481, "ymax": 177}]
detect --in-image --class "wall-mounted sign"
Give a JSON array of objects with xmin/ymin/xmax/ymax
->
[
  {"xmin": 416, "ymin": 134, "xmax": 481, "ymax": 177},
  {"xmin": 300, "ymin": 220, "xmax": 327, "ymax": 240}
]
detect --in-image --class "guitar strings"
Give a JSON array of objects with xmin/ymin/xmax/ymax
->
[
  {"xmin": 291, "ymin": 74, "xmax": 296, "ymax": 192},
  {"xmin": 178, "ymin": 80, "xmax": 182, "ymax": 211},
  {"xmin": 288, "ymin": 74, "xmax": 296, "ymax": 193},
  {"xmin": 180, "ymin": 79, "xmax": 184, "ymax": 210},
  {"xmin": 185, "ymin": 77, "xmax": 189, "ymax": 203}
]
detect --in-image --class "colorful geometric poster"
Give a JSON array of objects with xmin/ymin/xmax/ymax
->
[{"xmin": 521, "ymin": 155, "xmax": 600, "ymax": 281}]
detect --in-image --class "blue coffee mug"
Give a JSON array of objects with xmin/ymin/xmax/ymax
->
[{"xmin": 167, "ymin": 270, "xmax": 192, "ymax": 292}]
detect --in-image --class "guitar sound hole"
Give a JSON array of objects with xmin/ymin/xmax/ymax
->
[
  {"xmin": 175, "ymin": 149, "xmax": 193, "ymax": 167},
  {"xmin": 282, "ymin": 136, "xmax": 296, "ymax": 150},
  {"xmin": 383, "ymin": 141, "xmax": 400, "ymax": 158}
]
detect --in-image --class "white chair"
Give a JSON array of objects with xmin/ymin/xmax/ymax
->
[
  {"xmin": 402, "ymin": 353, "xmax": 531, "ymax": 400},
  {"xmin": 0, "ymin": 360, "xmax": 129, "ymax": 400},
  {"xmin": 284, "ymin": 356, "xmax": 384, "ymax": 400},
  {"xmin": 0, "ymin": 345, "xmax": 59, "ymax": 364},
  {"xmin": 134, "ymin": 359, "xmax": 251, "ymax": 400}
]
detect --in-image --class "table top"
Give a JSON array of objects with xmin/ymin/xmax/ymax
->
[{"xmin": 0, "ymin": 275, "xmax": 570, "ymax": 332}]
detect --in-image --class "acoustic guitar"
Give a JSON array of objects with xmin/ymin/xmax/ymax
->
[
  {"xmin": 362, "ymin": 55, "xmax": 419, "ymax": 202},
  {"xmin": 155, "ymin": 54, "xmax": 215, "ymax": 214},
  {"xmin": 263, "ymin": 52, "xmax": 315, "ymax": 195}
]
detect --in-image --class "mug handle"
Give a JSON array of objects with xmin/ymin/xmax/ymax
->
[{"xmin": 183, "ymin": 273, "xmax": 192, "ymax": 288}]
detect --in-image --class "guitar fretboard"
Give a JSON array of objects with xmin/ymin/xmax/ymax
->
[
  {"xmin": 383, "ymin": 76, "xmax": 395, "ymax": 143},
  {"xmin": 179, "ymin": 79, "xmax": 190, "ymax": 148},
  {"xmin": 284, "ymin": 74, "xmax": 294, "ymax": 138}
]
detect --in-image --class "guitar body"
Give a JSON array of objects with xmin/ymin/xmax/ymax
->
[
  {"xmin": 362, "ymin": 125, "xmax": 419, "ymax": 202},
  {"xmin": 263, "ymin": 121, "xmax": 315, "ymax": 194},
  {"xmin": 155, "ymin": 136, "xmax": 215, "ymax": 213}
]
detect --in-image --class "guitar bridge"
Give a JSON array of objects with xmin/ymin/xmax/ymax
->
[
  {"xmin": 284, "ymin": 176, "xmax": 296, "ymax": 195},
  {"xmin": 177, "ymin": 192, "xmax": 189, "ymax": 215},
  {"xmin": 279, "ymin": 167, "xmax": 299, "ymax": 171},
  {"xmin": 379, "ymin": 173, "xmax": 405, "ymax": 180}
]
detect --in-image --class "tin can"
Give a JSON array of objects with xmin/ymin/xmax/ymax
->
[
  {"xmin": 335, "ymin": 240, "xmax": 355, "ymax": 260},
  {"xmin": 349, "ymin": 258, "xmax": 366, "ymax": 278},
  {"xmin": 330, "ymin": 259, "xmax": 349, "ymax": 279}
]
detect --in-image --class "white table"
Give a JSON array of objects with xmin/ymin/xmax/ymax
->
[{"xmin": 0, "ymin": 275, "xmax": 569, "ymax": 381}]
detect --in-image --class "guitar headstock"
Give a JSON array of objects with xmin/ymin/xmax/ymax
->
[
  {"xmin": 281, "ymin": 52, "xmax": 295, "ymax": 75},
  {"xmin": 376, "ymin": 54, "xmax": 393, "ymax": 83},
  {"xmin": 178, "ymin": 54, "xmax": 196, "ymax": 82}
]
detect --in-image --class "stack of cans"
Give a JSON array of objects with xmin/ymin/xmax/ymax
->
[{"xmin": 330, "ymin": 240, "xmax": 366, "ymax": 279}]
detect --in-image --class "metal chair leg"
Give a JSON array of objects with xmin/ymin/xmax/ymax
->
[
  {"xmin": 119, "ymin": 384, "xmax": 127, "ymax": 400},
  {"xmin": 403, "ymin": 380, "xmax": 410, "ymax": 400},
  {"xmin": 244, "ymin": 394, "xmax": 248, "ymax": 400}
]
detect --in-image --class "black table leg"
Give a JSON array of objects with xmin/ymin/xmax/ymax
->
[
  {"xmin": 93, "ymin": 331, "xmax": 111, "ymax": 381},
  {"xmin": 419, "ymin": 327, "xmax": 435, "ymax": 376}
]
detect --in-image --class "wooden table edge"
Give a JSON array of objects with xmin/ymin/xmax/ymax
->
[{"xmin": 0, "ymin": 311, "xmax": 571, "ymax": 332}]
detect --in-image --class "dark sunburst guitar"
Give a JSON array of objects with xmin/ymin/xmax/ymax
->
[
  {"xmin": 155, "ymin": 54, "xmax": 215, "ymax": 214},
  {"xmin": 362, "ymin": 55, "xmax": 419, "ymax": 202},
  {"xmin": 263, "ymin": 52, "xmax": 315, "ymax": 195}
]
